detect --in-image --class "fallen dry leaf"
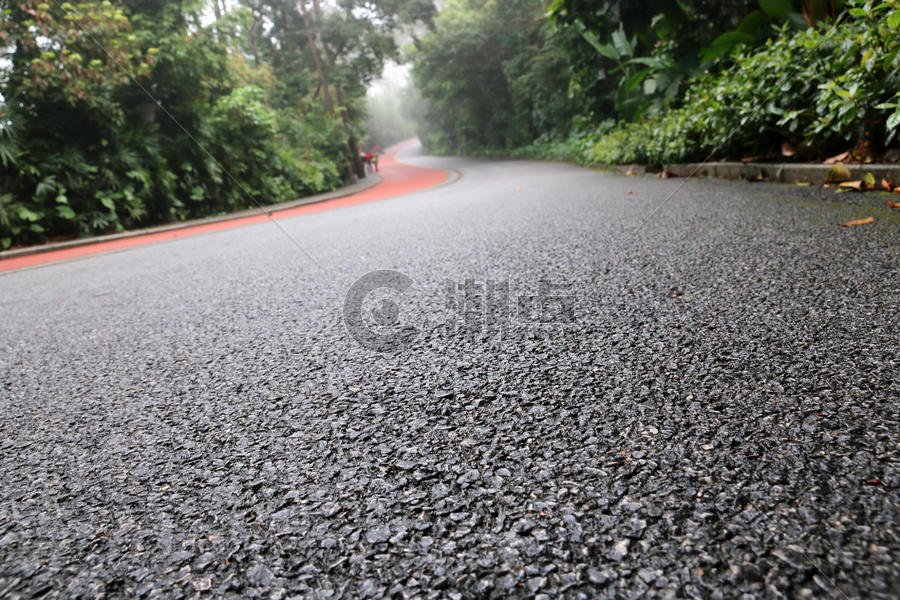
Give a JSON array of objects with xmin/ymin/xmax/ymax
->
[
  {"xmin": 781, "ymin": 142, "xmax": 796, "ymax": 157},
  {"xmin": 659, "ymin": 170, "xmax": 672, "ymax": 179},
  {"xmin": 667, "ymin": 290, "xmax": 684, "ymax": 297},
  {"xmin": 881, "ymin": 178, "xmax": 893, "ymax": 191},
  {"xmin": 827, "ymin": 162, "xmax": 851, "ymax": 182},
  {"xmin": 740, "ymin": 155, "xmax": 761, "ymax": 163},
  {"xmin": 887, "ymin": 200, "xmax": 900, "ymax": 208},
  {"xmin": 824, "ymin": 151, "xmax": 851, "ymax": 164},
  {"xmin": 839, "ymin": 180, "xmax": 863, "ymax": 191},
  {"xmin": 894, "ymin": 186, "xmax": 900, "ymax": 194},
  {"xmin": 515, "ymin": 186, "xmax": 522, "ymax": 192},
  {"xmin": 626, "ymin": 190, "xmax": 634, "ymax": 195},
  {"xmin": 863, "ymin": 173, "xmax": 876, "ymax": 190},
  {"xmin": 840, "ymin": 217, "xmax": 874, "ymax": 227}
]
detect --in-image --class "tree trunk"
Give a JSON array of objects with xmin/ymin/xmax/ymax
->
[
  {"xmin": 314, "ymin": 14, "xmax": 365, "ymax": 180},
  {"xmin": 299, "ymin": 0, "xmax": 334, "ymax": 115},
  {"xmin": 335, "ymin": 86, "xmax": 366, "ymax": 179},
  {"xmin": 250, "ymin": 9, "xmax": 260, "ymax": 67},
  {"xmin": 299, "ymin": 0, "xmax": 355, "ymax": 181},
  {"xmin": 802, "ymin": 0, "xmax": 837, "ymax": 26}
]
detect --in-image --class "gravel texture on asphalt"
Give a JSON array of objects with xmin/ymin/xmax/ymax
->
[{"xmin": 1, "ymin": 144, "xmax": 898, "ymax": 599}]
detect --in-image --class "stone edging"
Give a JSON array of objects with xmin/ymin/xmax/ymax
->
[
  {"xmin": 591, "ymin": 161, "xmax": 900, "ymax": 185},
  {"xmin": 0, "ymin": 174, "xmax": 383, "ymax": 261}
]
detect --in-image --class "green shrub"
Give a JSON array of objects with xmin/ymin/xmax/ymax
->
[
  {"xmin": 589, "ymin": 0, "xmax": 900, "ymax": 166},
  {"xmin": 513, "ymin": 118, "xmax": 616, "ymax": 164},
  {"xmin": 0, "ymin": 3, "xmax": 349, "ymax": 249}
]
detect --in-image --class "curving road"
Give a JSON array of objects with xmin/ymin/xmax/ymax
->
[{"xmin": 1, "ymin": 142, "xmax": 898, "ymax": 598}]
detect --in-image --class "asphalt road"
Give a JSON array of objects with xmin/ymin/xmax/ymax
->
[{"xmin": 1, "ymin": 143, "xmax": 898, "ymax": 599}]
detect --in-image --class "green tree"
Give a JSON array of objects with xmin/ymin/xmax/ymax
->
[
  {"xmin": 0, "ymin": 1, "xmax": 156, "ymax": 246},
  {"xmin": 411, "ymin": 0, "xmax": 582, "ymax": 153},
  {"xmin": 0, "ymin": 0, "xmax": 349, "ymax": 248},
  {"xmin": 548, "ymin": 0, "xmax": 846, "ymax": 120},
  {"xmin": 237, "ymin": 0, "xmax": 435, "ymax": 179}
]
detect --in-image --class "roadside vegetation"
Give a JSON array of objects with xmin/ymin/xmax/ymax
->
[
  {"xmin": 3, "ymin": 1, "xmax": 898, "ymax": 249},
  {"xmin": 0, "ymin": 0, "xmax": 433, "ymax": 249},
  {"xmin": 410, "ymin": 0, "xmax": 900, "ymax": 168}
]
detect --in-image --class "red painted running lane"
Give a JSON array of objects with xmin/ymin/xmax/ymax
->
[{"xmin": 0, "ymin": 139, "xmax": 446, "ymax": 273}]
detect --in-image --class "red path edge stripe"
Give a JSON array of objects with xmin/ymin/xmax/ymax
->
[{"xmin": 0, "ymin": 139, "xmax": 446, "ymax": 273}]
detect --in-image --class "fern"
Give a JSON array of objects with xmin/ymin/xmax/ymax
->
[
  {"xmin": 35, "ymin": 175, "xmax": 57, "ymax": 200},
  {"xmin": 0, "ymin": 193, "xmax": 14, "ymax": 228},
  {"xmin": 0, "ymin": 138, "xmax": 18, "ymax": 168},
  {"xmin": 0, "ymin": 105, "xmax": 20, "ymax": 168}
]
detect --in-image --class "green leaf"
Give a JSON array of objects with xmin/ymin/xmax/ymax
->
[
  {"xmin": 759, "ymin": 0, "xmax": 794, "ymax": 18},
  {"xmin": 700, "ymin": 31, "xmax": 755, "ymax": 61},
  {"xmin": 651, "ymin": 14, "xmax": 676, "ymax": 39},
  {"xmin": 17, "ymin": 206, "xmax": 41, "ymax": 222},
  {"xmin": 625, "ymin": 56, "xmax": 661, "ymax": 67},
  {"xmin": 35, "ymin": 176, "xmax": 56, "ymax": 199},
  {"xmin": 887, "ymin": 111, "xmax": 900, "ymax": 131},
  {"xmin": 57, "ymin": 205, "xmax": 76, "ymax": 219},
  {"xmin": 1, "ymin": 238, "xmax": 10, "ymax": 250},
  {"xmin": 786, "ymin": 12, "xmax": 809, "ymax": 28},
  {"xmin": 737, "ymin": 10, "xmax": 768, "ymax": 35},
  {"xmin": 888, "ymin": 11, "xmax": 900, "ymax": 29},
  {"xmin": 99, "ymin": 195, "xmax": 116, "ymax": 211},
  {"xmin": 860, "ymin": 49, "xmax": 873, "ymax": 69},
  {"xmin": 611, "ymin": 27, "xmax": 632, "ymax": 58},
  {"xmin": 29, "ymin": 223, "xmax": 44, "ymax": 233},
  {"xmin": 623, "ymin": 68, "xmax": 652, "ymax": 92},
  {"xmin": 592, "ymin": 41, "xmax": 620, "ymax": 62}
]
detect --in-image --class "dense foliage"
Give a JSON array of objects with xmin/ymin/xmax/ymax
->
[
  {"xmin": 410, "ymin": 0, "xmax": 899, "ymax": 167},
  {"xmin": 547, "ymin": 0, "xmax": 750, "ymax": 120},
  {"xmin": 411, "ymin": 0, "xmax": 586, "ymax": 154},
  {"xmin": 590, "ymin": 1, "xmax": 900, "ymax": 165},
  {"xmin": 0, "ymin": 0, "xmax": 430, "ymax": 248},
  {"xmin": 3, "ymin": 1, "xmax": 897, "ymax": 250}
]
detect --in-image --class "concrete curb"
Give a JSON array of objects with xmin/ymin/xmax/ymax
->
[
  {"xmin": 592, "ymin": 161, "xmax": 900, "ymax": 184},
  {"xmin": 591, "ymin": 164, "xmax": 649, "ymax": 176},
  {"xmin": 0, "ymin": 174, "xmax": 383, "ymax": 261},
  {"xmin": 665, "ymin": 162, "xmax": 900, "ymax": 184}
]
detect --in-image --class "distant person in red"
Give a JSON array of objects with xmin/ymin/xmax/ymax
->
[{"xmin": 364, "ymin": 152, "xmax": 373, "ymax": 173}]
